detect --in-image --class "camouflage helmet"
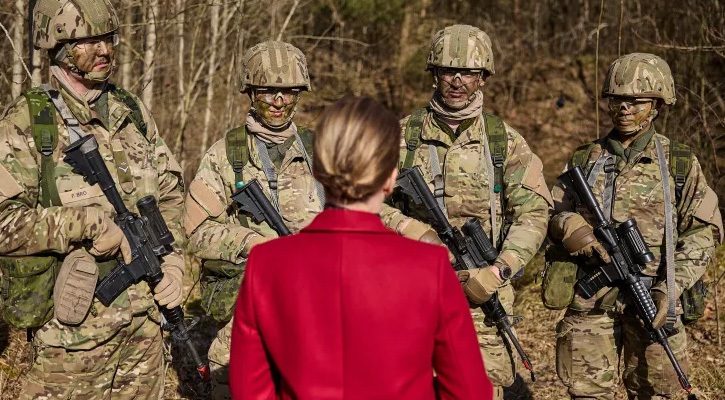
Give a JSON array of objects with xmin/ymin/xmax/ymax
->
[
  {"xmin": 602, "ymin": 53, "xmax": 676, "ymax": 105},
  {"xmin": 32, "ymin": 0, "xmax": 119, "ymax": 50},
  {"xmin": 239, "ymin": 41, "xmax": 312, "ymax": 92},
  {"xmin": 427, "ymin": 24, "xmax": 495, "ymax": 75}
]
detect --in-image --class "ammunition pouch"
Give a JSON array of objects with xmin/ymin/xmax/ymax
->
[
  {"xmin": 0, "ymin": 255, "xmax": 60, "ymax": 329},
  {"xmin": 680, "ymin": 278, "xmax": 706, "ymax": 324},
  {"xmin": 542, "ymin": 245, "xmax": 578, "ymax": 310},
  {"xmin": 201, "ymin": 260, "xmax": 246, "ymax": 323}
]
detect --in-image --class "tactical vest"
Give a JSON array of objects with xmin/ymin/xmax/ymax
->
[
  {"xmin": 400, "ymin": 108, "xmax": 509, "ymax": 244},
  {"xmin": 0, "ymin": 85, "xmax": 147, "ymax": 329},
  {"xmin": 200, "ymin": 125, "xmax": 317, "ymax": 323},
  {"xmin": 570, "ymin": 139, "xmax": 705, "ymax": 324}
]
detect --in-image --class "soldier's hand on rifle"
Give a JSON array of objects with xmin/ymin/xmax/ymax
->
[
  {"xmin": 457, "ymin": 265, "xmax": 504, "ymax": 305},
  {"xmin": 241, "ymin": 234, "xmax": 269, "ymax": 258},
  {"xmin": 154, "ymin": 253, "xmax": 185, "ymax": 309},
  {"xmin": 82, "ymin": 207, "xmax": 132, "ymax": 264},
  {"xmin": 400, "ymin": 219, "xmax": 455, "ymax": 262},
  {"xmin": 550, "ymin": 212, "xmax": 611, "ymax": 264},
  {"xmin": 651, "ymin": 287, "xmax": 669, "ymax": 330}
]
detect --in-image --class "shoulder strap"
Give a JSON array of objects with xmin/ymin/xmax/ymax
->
[
  {"xmin": 669, "ymin": 140, "xmax": 692, "ymax": 204},
  {"xmin": 483, "ymin": 113, "xmax": 507, "ymax": 194},
  {"xmin": 111, "ymin": 86, "xmax": 148, "ymax": 137},
  {"xmin": 296, "ymin": 126, "xmax": 315, "ymax": 157},
  {"xmin": 23, "ymin": 87, "xmax": 61, "ymax": 208},
  {"xmin": 402, "ymin": 108, "xmax": 427, "ymax": 170},
  {"xmin": 225, "ymin": 126, "xmax": 248, "ymax": 189},
  {"xmin": 571, "ymin": 142, "xmax": 597, "ymax": 169}
]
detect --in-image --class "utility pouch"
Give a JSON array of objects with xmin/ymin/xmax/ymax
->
[
  {"xmin": 200, "ymin": 260, "xmax": 245, "ymax": 323},
  {"xmin": 680, "ymin": 278, "xmax": 707, "ymax": 324},
  {"xmin": 542, "ymin": 245, "xmax": 578, "ymax": 310},
  {"xmin": 0, "ymin": 256, "xmax": 59, "ymax": 329}
]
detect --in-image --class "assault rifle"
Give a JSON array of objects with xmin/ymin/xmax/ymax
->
[
  {"xmin": 396, "ymin": 166, "xmax": 535, "ymax": 381},
  {"xmin": 64, "ymin": 135, "xmax": 210, "ymax": 381},
  {"xmin": 559, "ymin": 166, "xmax": 695, "ymax": 399},
  {"xmin": 231, "ymin": 179, "xmax": 291, "ymax": 237}
]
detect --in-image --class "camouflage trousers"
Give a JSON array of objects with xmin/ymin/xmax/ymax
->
[
  {"xmin": 208, "ymin": 319, "xmax": 234, "ymax": 400},
  {"xmin": 471, "ymin": 282, "xmax": 516, "ymax": 400},
  {"xmin": 21, "ymin": 315, "xmax": 165, "ymax": 400},
  {"xmin": 556, "ymin": 309, "xmax": 689, "ymax": 399}
]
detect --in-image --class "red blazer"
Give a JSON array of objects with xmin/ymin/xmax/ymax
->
[{"xmin": 229, "ymin": 208, "xmax": 492, "ymax": 400}]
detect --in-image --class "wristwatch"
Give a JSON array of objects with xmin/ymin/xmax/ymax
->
[{"xmin": 499, "ymin": 265, "xmax": 513, "ymax": 280}]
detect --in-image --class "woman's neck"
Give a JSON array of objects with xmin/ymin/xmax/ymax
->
[{"xmin": 328, "ymin": 191, "xmax": 385, "ymax": 214}]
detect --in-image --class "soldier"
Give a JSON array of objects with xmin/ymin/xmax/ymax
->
[
  {"xmin": 0, "ymin": 0, "xmax": 185, "ymax": 398},
  {"xmin": 381, "ymin": 25, "xmax": 552, "ymax": 399},
  {"xmin": 547, "ymin": 53, "xmax": 723, "ymax": 399},
  {"xmin": 184, "ymin": 41, "xmax": 323, "ymax": 399}
]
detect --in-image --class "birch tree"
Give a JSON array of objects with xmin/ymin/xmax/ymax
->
[
  {"xmin": 142, "ymin": 0, "xmax": 158, "ymax": 108},
  {"xmin": 12, "ymin": 0, "xmax": 26, "ymax": 98}
]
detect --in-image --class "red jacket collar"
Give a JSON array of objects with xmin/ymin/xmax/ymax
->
[{"xmin": 302, "ymin": 208, "xmax": 395, "ymax": 234}]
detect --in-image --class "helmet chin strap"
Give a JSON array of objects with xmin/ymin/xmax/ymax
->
[{"xmin": 433, "ymin": 75, "xmax": 475, "ymax": 110}]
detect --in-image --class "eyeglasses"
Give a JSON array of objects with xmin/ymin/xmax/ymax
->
[
  {"xmin": 74, "ymin": 33, "xmax": 119, "ymax": 51},
  {"xmin": 607, "ymin": 98, "xmax": 653, "ymax": 113},
  {"xmin": 254, "ymin": 88, "xmax": 301, "ymax": 105},
  {"xmin": 437, "ymin": 68, "xmax": 482, "ymax": 84}
]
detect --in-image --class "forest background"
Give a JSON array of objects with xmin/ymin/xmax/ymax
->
[{"xmin": 1, "ymin": 0, "xmax": 724, "ymax": 398}]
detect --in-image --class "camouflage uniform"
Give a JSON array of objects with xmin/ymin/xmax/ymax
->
[
  {"xmin": 549, "ymin": 53, "xmax": 723, "ymax": 399},
  {"xmin": 184, "ymin": 41, "xmax": 322, "ymax": 400},
  {"xmin": 0, "ymin": 1, "xmax": 184, "ymax": 398},
  {"xmin": 381, "ymin": 25, "xmax": 552, "ymax": 399},
  {"xmin": 0, "ymin": 56, "xmax": 183, "ymax": 400}
]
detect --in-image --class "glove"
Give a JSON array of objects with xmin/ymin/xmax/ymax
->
[
  {"xmin": 456, "ymin": 265, "xmax": 503, "ymax": 305},
  {"xmin": 82, "ymin": 208, "xmax": 132, "ymax": 264},
  {"xmin": 154, "ymin": 254, "xmax": 184, "ymax": 309},
  {"xmin": 651, "ymin": 288, "xmax": 669, "ymax": 330},
  {"xmin": 54, "ymin": 249, "xmax": 97, "ymax": 325},
  {"xmin": 240, "ymin": 234, "xmax": 269, "ymax": 258},
  {"xmin": 402, "ymin": 220, "xmax": 456, "ymax": 263},
  {"xmin": 550, "ymin": 213, "xmax": 610, "ymax": 264}
]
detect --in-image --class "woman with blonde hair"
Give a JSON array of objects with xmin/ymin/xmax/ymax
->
[{"xmin": 229, "ymin": 97, "xmax": 492, "ymax": 399}]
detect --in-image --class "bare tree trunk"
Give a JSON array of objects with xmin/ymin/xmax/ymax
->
[
  {"xmin": 201, "ymin": 0, "xmax": 220, "ymax": 152},
  {"xmin": 142, "ymin": 0, "xmax": 159, "ymax": 108},
  {"xmin": 12, "ymin": 0, "xmax": 25, "ymax": 98},
  {"xmin": 121, "ymin": 1, "xmax": 134, "ymax": 89},
  {"xmin": 174, "ymin": 0, "xmax": 187, "ymax": 155}
]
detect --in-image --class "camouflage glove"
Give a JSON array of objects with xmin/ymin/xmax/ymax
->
[
  {"xmin": 651, "ymin": 288, "xmax": 669, "ymax": 330},
  {"xmin": 240, "ymin": 234, "xmax": 269, "ymax": 258},
  {"xmin": 401, "ymin": 219, "xmax": 455, "ymax": 263},
  {"xmin": 550, "ymin": 213, "xmax": 611, "ymax": 264},
  {"xmin": 154, "ymin": 253, "xmax": 184, "ymax": 309},
  {"xmin": 456, "ymin": 265, "xmax": 504, "ymax": 305},
  {"xmin": 54, "ymin": 249, "xmax": 97, "ymax": 325},
  {"xmin": 82, "ymin": 208, "xmax": 132, "ymax": 263}
]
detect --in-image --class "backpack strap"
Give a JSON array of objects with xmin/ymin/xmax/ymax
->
[
  {"xmin": 23, "ymin": 88, "xmax": 61, "ymax": 208},
  {"xmin": 225, "ymin": 126, "xmax": 249, "ymax": 189},
  {"xmin": 402, "ymin": 108, "xmax": 427, "ymax": 170},
  {"xmin": 571, "ymin": 142, "xmax": 597, "ymax": 170},
  {"xmin": 294, "ymin": 126, "xmax": 325, "ymax": 205},
  {"xmin": 483, "ymin": 113, "xmax": 507, "ymax": 194},
  {"xmin": 296, "ymin": 126, "xmax": 315, "ymax": 158},
  {"xmin": 669, "ymin": 140, "xmax": 692, "ymax": 204},
  {"xmin": 111, "ymin": 86, "xmax": 148, "ymax": 138}
]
